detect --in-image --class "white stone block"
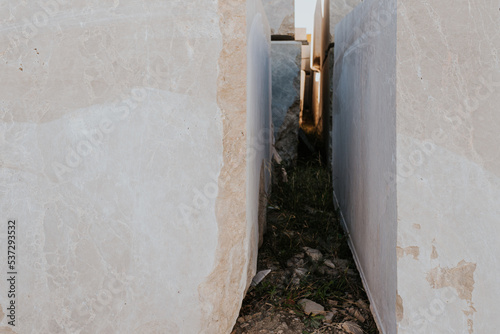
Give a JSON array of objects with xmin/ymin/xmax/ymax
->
[
  {"xmin": 332, "ymin": 0, "xmax": 500, "ymax": 332},
  {"xmin": 0, "ymin": 1, "xmax": 271, "ymax": 333}
]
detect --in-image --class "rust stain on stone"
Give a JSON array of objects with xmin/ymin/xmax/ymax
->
[
  {"xmin": 431, "ymin": 245, "xmax": 438, "ymax": 259},
  {"xmin": 397, "ymin": 246, "xmax": 420, "ymax": 260},
  {"xmin": 396, "ymin": 294, "xmax": 404, "ymax": 322},
  {"xmin": 198, "ymin": 1, "xmax": 248, "ymax": 333},
  {"xmin": 427, "ymin": 260, "xmax": 476, "ymax": 300},
  {"xmin": 427, "ymin": 260, "xmax": 477, "ymax": 333}
]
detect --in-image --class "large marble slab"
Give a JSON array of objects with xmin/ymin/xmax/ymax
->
[
  {"xmin": 332, "ymin": 0, "xmax": 500, "ymax": 332},
  {"xmin": 271, "ymin": 41, "xmax": 302, "ymax": 164},
  {"xmin": 0, "ymin": 1, "xmax": 271, "ymax": 333}
]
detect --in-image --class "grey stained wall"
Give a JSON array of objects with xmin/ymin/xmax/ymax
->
[{"xmin": 332, "ymin": 0, "xmax": 397, "ymax": 333}]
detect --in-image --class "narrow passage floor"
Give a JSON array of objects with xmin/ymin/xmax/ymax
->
[{"xmin": 232, "ymin": 156, "xmax": 379, "ymax": 334}]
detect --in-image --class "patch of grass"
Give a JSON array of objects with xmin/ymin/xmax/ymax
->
[{"xmin": 263, "ymin": 157, "xmax": 349, "ymax": 267}]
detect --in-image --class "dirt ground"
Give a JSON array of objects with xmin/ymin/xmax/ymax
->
[{"xmin": 231, "ymin": 159, "xmax": 379, "ymax": 334}]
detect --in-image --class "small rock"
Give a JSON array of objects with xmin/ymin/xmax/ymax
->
[
  {"xmin": 303, "ymin": 247, "xmax": 323, "ymax": 262},
  {"xmin": 298, "ymin": 299, "xmax": 325, "ymax": 315},
  {"xmin": 328, "ymin": 299, "xmax": 339, "ymax": 307},
  {"xmin": 325, "ymin": 267, "xmax": 339, "ymax": 276},
  {"xmin": 251, "ymin": 269, "xmax": 271, "ymax": 286},
  {"xmin": 287, "ymin": 253, "xmax": 306, "ymax": 267},
  {"xmin": 354, "ymin": 310, "xmax": 366, "ymax": 323},
  {"xmin": 324, "ymin": 259, "xmax": 336, "ymax": 269},
  {"xmin": 294, "ymin": 267, "xmax": 308, "ymax": 277},
  {"xmin": 317, "ymin": 266, "xmax": 326, "ymax": 275},
  {"xmin": 334, "ymin": 259, "xmax": 350, "ymax": 268},
  {"xmin": 342, "ymin": 321, "xmax": 363, "ymax": 334},
  {"xmin": 355, "ymin": 299, "xmax": 369, "ymax": 310},
  {"xmin": 237, "ymin": 317, "xmax": 245, "ymax": 323},
  {"xmin": 324, "ymin": 312, "xmax": 335, "ymax": 323}
]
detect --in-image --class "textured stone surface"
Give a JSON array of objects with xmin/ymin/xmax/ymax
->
[
  {"xmin": 261, "ymin": 0, "xmax": 294, "ymax": 37},
  {"xmin": 333, "ymin": 0, "xmax": 500, "ymax": 332},
  {"xmin": 271, "ymin": 41, "xmax": 301, "ymax": 164},
  {"xmin": 0, "ymin": 1, "xmax": 271, "ymax": 333}
]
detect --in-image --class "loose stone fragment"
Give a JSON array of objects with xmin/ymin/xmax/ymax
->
[{"xmin": 298, "ymin": 299, "xmax": 325, "ymax": 315}]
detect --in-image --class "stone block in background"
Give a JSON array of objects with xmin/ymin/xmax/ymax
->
[
  {"xmin": 329, "ymin": 0, "xmax": 363, "ymax": 42},
  {"xmin": 301, "ymin": 44, "xmax": 311, "ymax": 71},
  {"xmin": 295, "ymin": 28, "xmax": 308, "ymax": 41},
  {"xmin": 262, "ymin": 0, "xmax": 295, "ymax": 38},
  {"xmin": 271, "ymin": 41, "xmax": 302, "ymax": 165},
  {"xmin": 0, "ymin": 1, "xmax": 271, "ymax": 333},
  {"xmin": 311, "ymin": 0, "xmax": 330, "ymax": 71}
]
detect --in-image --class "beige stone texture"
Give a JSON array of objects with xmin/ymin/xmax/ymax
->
[{"xmin": 396, "ymin": 0, "xmax": 500, "ymax": 333}]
